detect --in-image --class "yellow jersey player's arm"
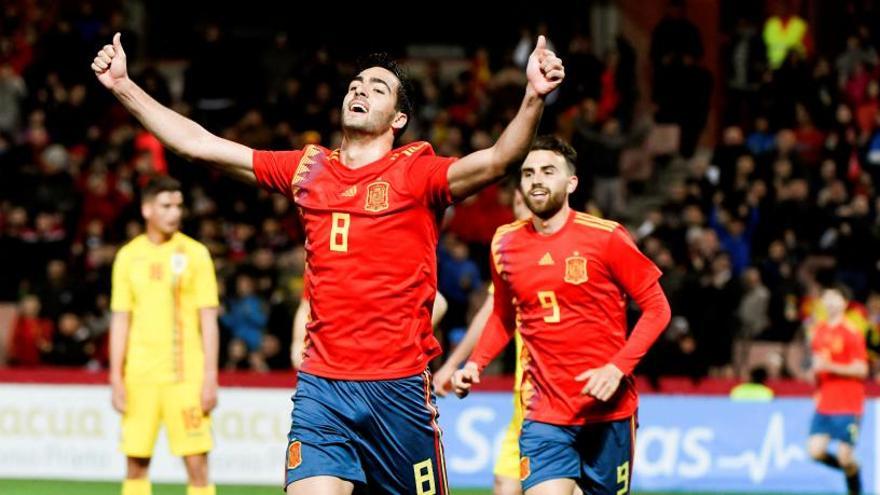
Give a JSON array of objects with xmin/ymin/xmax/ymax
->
[
  {"xmin": 91, "ymin": 34, "xmax": 254, "ymax": 184},
  {"xmin": 194, "ymin": 246, "xmax": 220, "ymax": 413},
  {"xmin": 433, "ymin": 293, "xmax": 493, "ymax": 396},
  {"xmin": 109, "ymin": 246, "xmax": 133, "ymax": 414}
]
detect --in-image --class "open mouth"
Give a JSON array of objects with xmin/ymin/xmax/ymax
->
[
  {"xmin": 349, "ymin": 101, "xmax": 369, "ymax": 113},
  {"xmin": 530, "ymin": 189, "xmax": 549, "ymax": 199}
]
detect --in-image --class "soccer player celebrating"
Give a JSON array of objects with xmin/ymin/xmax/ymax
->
[
  {"xmin": 93, "ymin": 33, "xmax": 564, "ymax": 494},
  {"xmin": 433, "ymin": 188, "xmax": 575, "ymax": 495},
  {"xmin": 109, "ymin": 176, "xmax": 220, "ymax": 495},
  {"xmin": 452, "ymin": 136, "xmax": 671, "ymax": 495},
  {"xmin": 807, "ymin": 284, "xmax": 867, "ymax": 495}
]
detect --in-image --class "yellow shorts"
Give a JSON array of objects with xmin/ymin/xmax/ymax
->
[
  {"xmin": 121, "ymin": 381, "xmax": 212, "ymax": 457},
  {"xmin": 494, "ymin": 389, "xmax": 524, "ymax": 480}
]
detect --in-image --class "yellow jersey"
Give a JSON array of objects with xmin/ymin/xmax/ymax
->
[{"xmin": 111, "ymin": 232, "xmax": 218, "ymax": 384}]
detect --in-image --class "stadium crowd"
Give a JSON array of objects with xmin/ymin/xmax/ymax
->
[{"xmin": 3, "ymin": 1, "xmax": 880, "ymax": 383}]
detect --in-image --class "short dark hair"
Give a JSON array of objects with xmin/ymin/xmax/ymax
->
[
  {"xmin": 355, "ymin": 53, "xmax": 414, "ymax": 136},
  {"xmin": 749, "ymin": 366, "xmax": 768, "ymax": 385},
  {"xmin": 141, "ymin": 175, "xmax": 182, "ymax": 203},
  {"xmin": 531, "ymin": 135, "xmax": 577, "ymax": 174}
]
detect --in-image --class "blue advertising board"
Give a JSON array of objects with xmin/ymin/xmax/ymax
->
[{"xmin": 436, "ymin": 394, "xmax": 876, "ymax": 493}]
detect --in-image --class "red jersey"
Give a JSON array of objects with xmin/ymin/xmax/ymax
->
[
  {"xmin": 812, "ymin": 321, "xmax": 867, "ymax": 415},
  {"xmin": 471, "ymin": 211, "xmax": 663, "ymax": 425},
  {"xmin": 253, "ymin": 142, "xmax": 455, "ymax": 380}
]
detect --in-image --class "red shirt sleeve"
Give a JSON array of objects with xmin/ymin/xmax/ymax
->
[
  {"xmin": 847, "ymin": 329, "xmax": 868, "ymax": 362},
  {"xmin": 469, "ymin": 250, "xmax": 517, "ymax": 371},
  {"xmin": 406, "ymin": 155, "xmax": 456, "ymax": 208},
  {"xmin": 606, "ymin": 226, "xmax": 662, "ymax": 298},
  {"xmin": 609, "ymin": 280, "xmax": 671, "ymax": 374},
  {"xmin": 605, "ymin": 226, "xmax": 668, "ymax": 375},
  {"xmin": 252, "ymin": 149, "xmax": 304, "ymax": 197}
]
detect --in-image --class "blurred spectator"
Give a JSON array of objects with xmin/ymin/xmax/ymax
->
[
  {"xmin": 0, "ymin": 63, "xmax": 26, "ymax": 133},
  {"xmin": 738, "ymin": 267, "xmax": 771, "ymax": 338},
  {"xmin": 7, "ymin": 295, "xmax": 53, "ymax": 366},
  {"xmin": 439, "ymin": 235, "xmax": 482, "ymax": 333},
  {"xmin": 725, "ymin": 18, "xmax": 767, "ymax": 126},
  {"xmin": 45, "ymin": 312, "xmax": 94, "ymax": 367},
  {"xmin": 763, "ymin": 3, "xmax": 809, "ymax": 70},
  {"xmin": 836, "ymin": 34, "xmax": 878, "ymax": 82},
  {"xmin": 709, "ymin": 194, "xmax": 759, "ymax": 276},
  {"xmin": 730, "ymin": 366, "xmax": 774, "ymax": 401},
  {"xmin": 650, "ymin": 1, "xmax": 703, "ymax": 68},
  {"xmin": 33, "ymin": 259, "xmax": 78, "ymax": 319},
  {"xmin": 221, "ymin": 273, "xmax": 269, "ymax": 371}
]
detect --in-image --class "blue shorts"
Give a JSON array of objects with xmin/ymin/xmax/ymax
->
[
  {"xmin": 285, "ymin": 370, "xmax": 448, "ymax": 494},
  {"xmin": 809, "ymin": 413, "xmax": 861, "ymax": 445},
  {"xmin": 520, "ymin": 416, "xmax": 637, "ymax": 494}
]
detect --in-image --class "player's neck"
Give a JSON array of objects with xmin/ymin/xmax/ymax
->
[
  {"xmin": 531, "ymin": 204, "xmax": 571, "ymax": 236},
  {"xmin": 339, "ymin": 133, "xmax": 394, "ymax": 169},
  {"xmin": 145, "ymin": 226, "xmax": 174, "ymax": 245},
  {"xmin": 828, "ymin": 314, "xmax": 845, "ymax": 326}
]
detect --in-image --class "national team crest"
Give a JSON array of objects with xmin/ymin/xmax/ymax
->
[
  {"xmin": 287, "ymin": 441, "xmax": 302, "ymax": 470},
  {"xmin": 564, "ymin": 253, "xmax": 588, "ymax": 285},
  {"xmin": 364, "ymin": 180, "xmax": 390, "ymax": 212},
  {"xmin": 520, "ymin": 456, "xmax": 531, "ymax": 480},
  {"xmin": 170, "ymin": 252, "xmax": 188, "ymax": 276}
]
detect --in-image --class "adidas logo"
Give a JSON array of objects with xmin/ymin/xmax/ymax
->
[
  {"xmin": 341, "ymin": 186, "xmax": 358, "ymax": 197},
  {"xmin": 539, "ymin": 252, "xmax": 554, "ymax": 265}
]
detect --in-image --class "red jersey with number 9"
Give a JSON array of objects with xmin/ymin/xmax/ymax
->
[
  {"xmin": 253, "ymin": 142, "xmax": 455, "ymax": 380},
  {"xmin": 471, "ymin": 211, "xmax": 662, "ymax": 424}
]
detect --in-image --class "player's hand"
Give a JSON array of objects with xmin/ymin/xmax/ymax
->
[
  {"xmin": 111, "ymin": 380, "xmax": 126, "ymax": 414},
  {"xmin": 432, "ymin": 364, "xmax": 457, "ymax": 397},
  {"xmin": 92, "ymin": 32, "xmax": 129, "ymax": 90},
  {"xmin": 201, "ymin": 380, "xmax": 218, "ymax": 414},
  {"xmin": 451, "ymin": 362, "xmax": 481, "ymax": 398},
  {"xmin": 526, "ymin": 35, "xmax": 565, "ymax": 97},
  {"xmin": 576, "ymin": 363, "xmax": 624, "ymax": 402}
]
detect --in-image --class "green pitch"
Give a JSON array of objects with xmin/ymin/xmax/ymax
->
[{"xmin": 0, "ymin": 479, "xmax": 829, "ymax": 495}]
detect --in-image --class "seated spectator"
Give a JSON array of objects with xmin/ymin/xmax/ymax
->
[
  {"xmin": 221, "ymin": 273, "xmax": 268, "ymax": 371},
  {"xmin": 45, "ymin": 312, "xmax": 93, "ymax": 367},
  {"xmin": 8, "ymin": 295, "xmax": 53, "ymax": 366}
]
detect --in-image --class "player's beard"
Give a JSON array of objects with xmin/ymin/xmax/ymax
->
[
  {"xmin": 341, "ymin": 108, "xmax": 394, "ymax": 137},
  {"xmin": 522, "ymin": 186, "xmax": 567, "ymax": 220}
]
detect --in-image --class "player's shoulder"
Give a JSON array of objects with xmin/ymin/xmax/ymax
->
[
  {"xmin": 491, "ymin": 219, "xmax": 530, "ymax": 245},
  {"xmin": 175, "ymin": 232, "xmax": 210, "ymax": 255},
  {"xmin": 387, "ymin": 141, "xmax": 449, "ymax": 168},
  {"xmin": 571, "ymin": 212, "xmax": 620, "ymax": 234},
  {"xmin": 115, "ymin": 234, "xmax": 146, "ymax": 260}
]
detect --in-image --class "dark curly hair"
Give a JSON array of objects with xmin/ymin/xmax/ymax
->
[
  {"xmin": 531, "ymin": 135, "xmax": 578, "ymax": 175},
  {"xmin": 355, "ymin": 53, "xmax": 414, "ymax": 136}
]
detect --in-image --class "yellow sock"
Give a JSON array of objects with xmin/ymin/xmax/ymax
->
[
  {"xmin": 121, "ymin": 478, "xmax": 152, "ymax": 495},
  {"xmin": 187, "ymin": 484, "xmax": 216, "ymax": 495}
]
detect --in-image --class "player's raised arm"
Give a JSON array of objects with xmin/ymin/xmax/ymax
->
[
  {"xmin": 92, "ymin": 33, "xmax": 255, "ymax": 183},
  {"xmin": 446, "ymin": 36, "xmax": 565, "ymax": 200}
]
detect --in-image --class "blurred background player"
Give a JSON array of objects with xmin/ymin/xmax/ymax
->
[
  {"xmin": 807, "ymin": 284, "xmax": 867, "ymax": 495},
  {"xmin": 109, "ymin": 176, "xmax": 220, "ymax": 495},
  {"xmin": 93, "ymin": 32, "xmax": 564, "ymax": 495},
  {"xmin": 453, "ymin": 136, "xmax": 671, "ymax": 495}
]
